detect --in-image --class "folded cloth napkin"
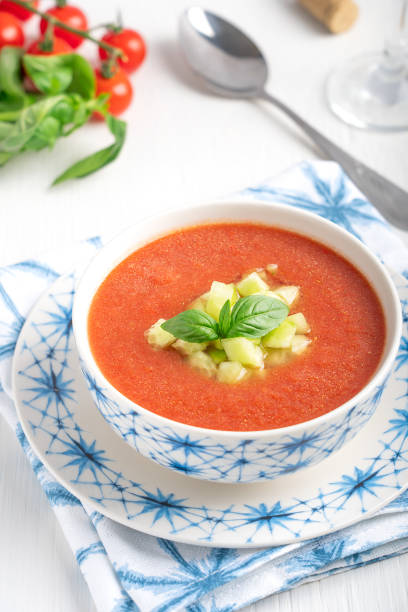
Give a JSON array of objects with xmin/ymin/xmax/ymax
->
[{"xmin": 1, "ymin": 161, "xmax": 408, "ymax": 612}]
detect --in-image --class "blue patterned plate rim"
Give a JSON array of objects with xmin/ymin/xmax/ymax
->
[{"xmin": 12, "ymin": 271, "xmax": 408, "ymax": 548}]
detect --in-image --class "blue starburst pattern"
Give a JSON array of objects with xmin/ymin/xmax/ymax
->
[
  {"xmin": 13, "ymin": 269, "xmax": 408, "ymax": 546},
  {"xmin": 0, "ymin": 281, "xmax": 26, "ymax": 361},
  {"xmin": 242, "ymin": 162, "xmax": 385, "ymax": 241},
  {"xmin": 115, "ymin": 541, "xmax": 259, "ymax": 611},
  {"xmin": 85, "ymin": 359, "xmax": 380, "ymax": 483},
  {"xmin": 396, "ymin": 337, "xmax": 408, "ymax": 372}
]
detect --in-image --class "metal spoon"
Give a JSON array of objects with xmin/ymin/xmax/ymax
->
[{"xmin": 179, "ymin": 7, "xmax": 408, "ymax": 230}]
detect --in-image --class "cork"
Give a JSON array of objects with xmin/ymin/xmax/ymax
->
[{"xmin": 299, "ymin": 0, "xmax": 359, "ymax": 33}]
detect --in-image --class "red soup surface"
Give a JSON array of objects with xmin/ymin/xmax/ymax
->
[{"xmin": 88, "ymin": 223, "xmax": 385, "ymax": 431}]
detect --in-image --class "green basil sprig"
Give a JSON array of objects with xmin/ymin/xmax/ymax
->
[
  {"xmin": 218, "ymin": 299, "xmax": 231, "ymax": 338},
  {"xmin": 52, "ymin": 113, "xmax": 126, "ymax": 185},
  {"xmin": 0, "ymin": 47, "xmax": 126, "ymax": 185},
  {"xmin": 0, "ymin": 46, "xmax": 25, "ymax": 101},
  {"xmin": 161, "ymin": 309, "xmax": 219, "ymax": 343},
  {"xmin": 161, "ymin": 295, "xmax": 289, "ymax": 344},
  {"xmin": 226, "ymin": 295, "xmax": 288, "ymax": 338},
  {"xmin": 23, "ymin": 53, "xmax": 95, "ymax": 99}
]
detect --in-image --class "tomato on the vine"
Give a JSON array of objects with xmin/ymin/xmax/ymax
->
[
  {"xmin": 0, "ymin": 11, "xmax": 24, "ymax": 48},
  {"xmin": 0, "ymin": 0, "xmax": 38, "ymax": 21},
  {"xmin": 95, "ymin": 67, "xmax": 133, "ymax": 116},
  {"xmin": 40, "ymin": 5, "xmax": 88, "ymax": 49},
  {"xmin": 99, "ymin": 28, "xmax": 146, "ymax": 74},
  {"xmin": 27, "ymin": 35, "xmax": 72, "ymax": 56}
]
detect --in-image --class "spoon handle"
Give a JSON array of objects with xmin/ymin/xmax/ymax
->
[{"xmin": 260, "ymin": 90, "xmax": 408, "ymax": 230}]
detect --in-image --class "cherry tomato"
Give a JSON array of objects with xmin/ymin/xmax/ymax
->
[
  {"xmin": 99, "ymin": 28, "xmax": 146, "ymax": 74},
  {"xmin": 0, "ymin": 11, "xmax": 24, "ymax": 48},
  {"xmin": 0, "ymin": 0, "xmax": 38, "ymax": 21},
  {"xmin": 95, "ymin": 67, "xmax": 133, "ymax": 116},
  {"xmin": 27, "ymin": 35, "xmax": 72, "ymax": 55},
  {"xmin": 40, "ymin": 5, "xmax": 88, "ymax": 49}
]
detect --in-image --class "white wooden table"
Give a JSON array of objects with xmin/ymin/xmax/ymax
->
[{"xmin": 1, "ymin": 1, "xmax": 407, "ymax": 610}]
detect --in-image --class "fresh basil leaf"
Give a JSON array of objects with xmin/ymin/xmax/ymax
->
[
  {"xmin": 0, "ymin": 98, "xmax": 28, "ymax": 117},
  {"xmin": 23, "ymin": 54, "xmax": 95, "ymax": 99},
  {"xmin": 0, "ymin": 46, "xmax": 25, "ymax": 99},
  {"xmin": 0, "ymin": 122, "xmax": 14, "ymax": 162},
  {"xmin": 0, "ymin": 121, "xmax": 13, "ymax": 139},
  {"xmin": 23, "ymin": 53, "xmax": 71, "ymax": 95},
  {"xmin": 226, "ymin": 295, "xmax": 289, "ymax": 338},
  {"xmin": 50, "ymin": 98, "xmax": 76, "ymax": 125},
  {"xmin": 0, "ymin": 95, "xmax": 64, "ymax": 154},
  {"xmin": 26, "ymin": 116, "xmax": 61, "ymax": 151},
  {"xmin": 0, "ymin": 149, "xmax": 14, "ymax": 166},
  {"xmin": 0, "ymin": 91, "xmax": 37, "ymax": 117},
  {"xmin": 89, "ymin": 92, "xmax": 109, "ymax": 115},
  {"xmin": 67, "ymin": 54, "xmax": 96, "ymax": 99},
  {"xmin": 52, "ymin": 114, "xmax": 126, "ymax": 185},
  {"xmin": 161, "ymin": 309, "xmax": 219, "ymax": 343},
  {"xmin": 61, "ymin": 94, "xmax": 108, "ymax": 137},
  {"xmin": 218, "ymin": 299, "xmax": 231, "ymax": 338}
]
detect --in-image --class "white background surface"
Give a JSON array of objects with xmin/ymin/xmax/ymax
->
[{"xmin": 0, "ymin": 0, "xmax": 407, "ymax": 611}]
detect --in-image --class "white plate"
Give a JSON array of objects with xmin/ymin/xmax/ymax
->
[{"xmin": 13, "ymin": 272, "xmax": 408, "ymax": 548}]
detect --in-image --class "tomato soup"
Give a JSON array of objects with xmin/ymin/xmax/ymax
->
[{"xmin": 88, "ymin": 223, "xmax": 385, "ymax": 431}]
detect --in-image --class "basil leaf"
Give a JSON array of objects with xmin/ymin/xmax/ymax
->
[
  {"xmin": 0, "ymin": 121, "xmax": 13, "ymax": 139},
  {"xmin": 218, "ymin": 299, "xmax": 231, "ymax": 338},
  {"xmin": 0, "ymin": 46, "xmax": 25, "ymax": 99},
  {"xmin": 0, "ymin": 149, "xmax": 14, "ymax": 166},
  {"xmin": 0, "ymin": 97, "xmax": 33, "ymax": 118},
  {"xmin": 226, "ymin": 295, "xmax": 289, "ymax": 338},
  {"xmin": 23, "ymin": 54, "xmax": 95, "ymax": 99},
  {"xmin": 161, "ymin": 309, "xmax": 219, "ymax": 343},
  {"xmin": 50, "ymin": 97, "xmax": 76, "ymax": 125},
  {"xmin": 65, "ymin": 55, "xmax": 95, "ymax": 99},
  {"xmin": 0, "ymin": 95, "xmax": 64, "ymax": 154},
  {"xmin": 62, "ymin": 93, "xmax": 109, "ymax": 136},
  {"xmin": 26, "ymin": 116, "xmax": 61, "ymax": 151},
  {"xmin": 52, "ymin": 114, "xmax": 126, "ymax": 185}
]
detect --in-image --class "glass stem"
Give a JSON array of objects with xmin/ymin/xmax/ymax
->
[{"xmin": 382, "ymin": 0, "xmax": 408, "ymax": 75}]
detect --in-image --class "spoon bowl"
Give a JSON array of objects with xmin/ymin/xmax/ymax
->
[{"xmin": 179, "ymin": 7, "xmax": 267, "ymax": 97}]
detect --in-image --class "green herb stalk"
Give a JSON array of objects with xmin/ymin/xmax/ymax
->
[
  {"xmin": 161, "ymin": 295, "xmax": 289, "ymax": 343},
  {"xmin": 0, "ymin": 47, "xmax": 127, "ymax": 184},
  {"xmin": 9, "ymin": 0, "xmax": 125, "ymax": 59}
]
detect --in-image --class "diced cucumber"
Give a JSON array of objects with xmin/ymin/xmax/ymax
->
[
  {"xmin": 212, "ymin": 339, "xmax": 224, "ymax": 350},
  {"xmin": 237, "ymin": 272, "xmax": 269, "ymax": 296},
  {"xmin": 173, "ymin": 339, "xmax": 208, "ymax": 356},
  {"xmin": 262, "ymin": 319, "xmax": 296, "ymax": 348},
  {"xmin": 188, "ymin": 297, "xmax": 206, "ymax": 312},
  {"xmin": 265, "ymin": 348, "xmax": 292, "ymax": 366},
  {"xmin": 208, "ymin": 348, "xmax": 227, "ymax": 364},
  {"xmin": 263, "ymin": 290, "xmax": 285, "ymax": 303},
  {"xmin": 287, "ymin": 312, "xmax": 310, "ymax": 334},
  {"xmin": 273, "ymin": 286, "xmax": 299, "ymax": 306},
  {"xmin": 266, "ymin": 263, "xmax": 278, "ymax": 275},
  {"xmin": 145, "ymin": 318, "xmax": 176, "ymax": 349},
  {"xmin": 188, "ymin": 291, "xmax": 210, "ymax": 312},
  {"xmin": 206, "ymin": 281, "xmax": 238, "ymax": 321},
  {"xmin": 291, "ymin": 335, "xmax": 311, "ymax": 354},
  {"xmin": 217, "ymin": 361, "xmax": 247, "ymax": 383},
  {"xmin": 188, "ymin": 351, "xmax": 217, "ymax": 377},
  {"xmin": 222, "ymin": 337, "xmax": 264, "ymax": 368}
]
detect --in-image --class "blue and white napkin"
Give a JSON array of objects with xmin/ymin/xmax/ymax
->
[{"xmin": 1, "ymin": 161, "xmax": 408, "ymax": 612}]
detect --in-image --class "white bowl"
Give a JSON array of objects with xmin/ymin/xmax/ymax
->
[{"xmin": 73, "ymin": 201, "xmax": 402, "ymax": 483}]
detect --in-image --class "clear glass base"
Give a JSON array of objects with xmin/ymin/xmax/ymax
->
[{"xmin": 327, "ymin": 51, "xmax": 408, "ymax": 131}]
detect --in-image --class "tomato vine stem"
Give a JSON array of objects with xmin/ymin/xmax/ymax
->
[{"xmin": 10, "ymin": 0, "xmax": 125, "ymax": 58}]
